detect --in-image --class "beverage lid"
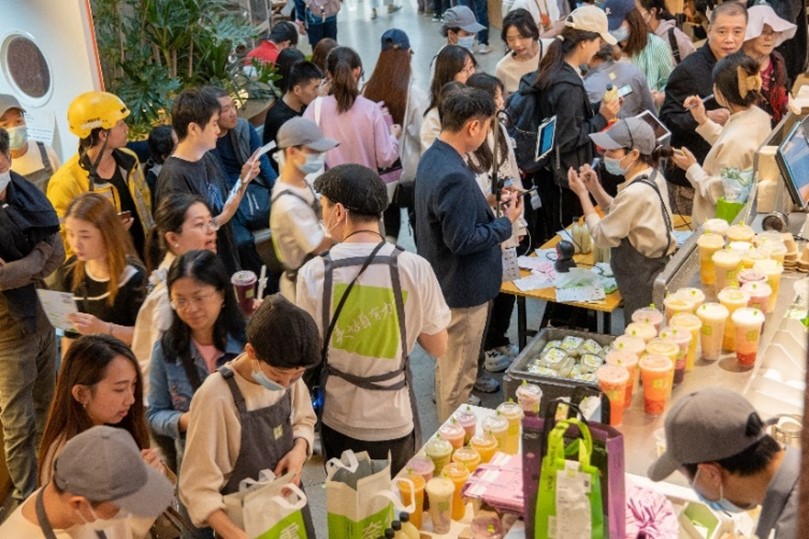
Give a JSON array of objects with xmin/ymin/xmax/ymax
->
[
  {"xmin": 663, "ymin": 295, "xmax": 694, "ymax": 309},
  {"xmin": 703, "ymin": 218, "xmax": 729, "ymax": 235},
  {"xmin": 426, "ymin": 437, "xmax": 453, "ymax": 454},
  {"xmin": 741, "ymin": 281, "xmax": 772, "ymax": 296},
  {"xmin": 516, "ymin": 382, "xmax": 543, "ymax": 398},
  {"xmin": 481, "ymin": 415, "xmax": 508, "ymax": 431},
  {"xmin": 753, "ymin": 259, "xmax": 783, "ymax": 274},
  {"xmin": 731, "ymin": 307, "xmax": 765, "ymax": 324},
  {"xmin": 697, "ymin": 232, "xmax": 725, "ymax": 247},
  {"xmin": 632, "ymin": 307, "xmax": 663, "ymax": 323},
  {"xmin": 495, "ymin": 401, "xmax": 523, "ymax": 417},
  {"xmin": 453, "ymin": 407, "xmax": 477, "ymax": 424},
  {"xmin": 712, "ymin": 249, "xmax": 741, "ymax": 264},
  {"xmin": 738, "ymin": 268, "xmax": 766, "ymax": 282},
  {"xmin": 645, "ymin": 338, "xmax": 679, "ymax": 356},
  {"xmin": 605, "ymin": 348, "xmax": 638, "ymax": 368},
  {"xmin": 596, "ymin": 364, "xmax": 629, "ymax": 384},
  {"xmin": 659, "ymin": 328, "xmax": 692, "ymax": 345},
  {"xmin": 453, "ymin": 446, "xmax": 480, "ymax": 459},
  {"xmin": 669, "ymin": 312, "xmax": 701, "ymax": 329},
  {"xmin": 439, "ymin": 422, "xmax": 465, "ymax": 438},
  {"xmin": 441, "ymin": 462, "xmax": 470, "ymax": 480},
  {"xmin": 425, "ymin": 476, "xmax": 455, "ymax": 496},
  {"xmin": 717, "ymin": 286, "xmax": 750, "ymax": 304},
  {"xmin": 726, "ymin": 223, "xmax": 754, "ymax": 241},
  {"xmin": 674, "ymin": 287, "xmax": 705, "ymax": 302},
  {"xmin": 470, "ymin": 432, "xmax": 497, "ymax": 447},
  {"xmin": 614, "ymin": 335, "xmax": 646, "ymax": 354},
  {"xmin": 406, "ymin": 455, "xmax": 435, "ymax": 474},
  {"xmin": 398, "ymin": 472, "xmax": 425, "ymax": 489},
  {"xmin": 625, "ymin": 322, "xmax": 657, "ymax": 340},
  {"xmin": 639, "ymin": 354, "xmax": 674, "ymax": 373},
  {"xmin": 697, "ymin": 302, "xmax": 729, "ymax": 318},
  {"xmin": 728, "ymin": 241, "xmax": 752, "ymax": 253}
]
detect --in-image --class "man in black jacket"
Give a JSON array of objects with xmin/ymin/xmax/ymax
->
[
  {"xmin": 415, "ymin": 88, "xmax": 522, "ymax": 422},
  {"xmin": 660, "ymin": 2, "xmax": 747, "ymax": 215}
]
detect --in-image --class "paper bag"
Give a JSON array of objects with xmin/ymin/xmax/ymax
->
[{"xmin": 243, "ymin": 480, "xmax": 308, "ymax": 539}]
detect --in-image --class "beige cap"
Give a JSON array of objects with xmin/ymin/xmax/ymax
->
[{"xmin": 565, "ymin": 5, "xmax": 617, "ymax": 45}]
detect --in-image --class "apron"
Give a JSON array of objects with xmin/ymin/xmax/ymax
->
[
  {"xmin": 610, "ymin": 172, "xmax": 674, "ymax": 317},
  {"xmin": 320, "ymin": 243, "xmax": 422, "ymax": 448},
  {"xmin": 218, "ymin": 366, "xmax": 315, "ymax": 537},
  {"xmin": 35, "ymin": 488, "xmax": 107, "ymax": 539}
]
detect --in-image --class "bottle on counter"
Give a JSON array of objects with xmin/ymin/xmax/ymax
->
[
  {"xmin": 391, "ymin": 520, "xmax": 404, "ymax": 539},
  {"xmin": 400, "ymin": 512, "xmax": 420, "ymax": 538}
]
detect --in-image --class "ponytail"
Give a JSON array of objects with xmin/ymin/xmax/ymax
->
[
  {"xmin": 533, "ymin": 28, "xmax": 600, "ymax": 91},
  {"xmin": 639, "ymin": 144, "xmax": 674, "ymax": 168},
  {"xmin": 327, "ymin": 46, "xmax": 362, "ymax": 113}
]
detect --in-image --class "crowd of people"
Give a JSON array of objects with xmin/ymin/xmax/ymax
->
[{"xmin": 0, "ymin": 0, "xmax": 804, "ymax": 536}]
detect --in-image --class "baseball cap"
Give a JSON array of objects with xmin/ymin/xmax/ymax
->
[
  {"xmin": 565, "ymin": 5, "xmax": 617, "ymax": 45},
  {"xmin": 590, "ymin": 117, "xmax": 656, "ymax": 155},
  {"xmin": 53, "ymin": 426, "xmax": 173, "ymax": 517},
  {"xmin": 381, "ymin": 28, "xmax": 410, "ymax": 51},
  {"xmin": 648, "ymin": 388, "xmax": 768, "ymax": 482},
  {"xmin": 603, "ymin": 0, "xmax": 636, "ymax": 31},
  {"xmin": 314, "ymin": 163, "xmax": 389, "ymax": 215},
  {"xmin": 277, "ymin": 117, "xmax": 338, "ymax": 152},
  {"xmin": 442, "ymin": 6, "xmax": 486, "ymax": 33},
  {"xmin": 0, "ymin": 94, "xmax": 25, "ymax": 118}
]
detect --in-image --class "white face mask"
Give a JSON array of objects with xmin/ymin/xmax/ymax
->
[
  {"xmin": 457, "ymin": 35, "xmax": 475, "ymax": 50},
  {"xmin": 75, "ymin": 505, "xmax": 129, "ymax": 531},
  {"xmin": 0, "ymin": 170, "xmax": 11, "ymax": 193},
  {"xmin": 7, "ymin": 126, "xmax": 28, "ymax": 151}
]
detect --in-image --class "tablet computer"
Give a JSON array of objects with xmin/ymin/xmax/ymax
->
[
  {"xmin": 534, "ymin": 115, "xmax": 556, "ymax": 162},
  {"xmin": 635, "ymin": 110, "xmax": 671, "ymax": 146},
  {"xmin": 775, "ymin": 117, "xmax": 809, "ymax": 210}
]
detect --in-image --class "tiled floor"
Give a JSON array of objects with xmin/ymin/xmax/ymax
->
[{"xmin": 295, "ymin": 4, "xmax": 547, "ymax": 535}]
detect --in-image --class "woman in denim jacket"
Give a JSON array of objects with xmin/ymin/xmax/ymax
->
[{"xmin": 147, "ymin": 250, "xmax": 246, "ymax": 465}]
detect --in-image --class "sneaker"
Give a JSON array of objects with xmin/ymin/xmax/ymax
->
[
  {"xmin": 477, "ymin": 44, "xmax": 492, "ymax": 54},
  {"xmin": 387, "ymin": 3, "xmax": 402, "ymax": 13},
  {"xmin": 492, "ymin": 343, "xmax": 520, "ymax": 357},
  {"xmin": 484, "ymin": 350, "xmax": 513, "ymax": 373},
  {"xmin": 370, "ymin": 7, "xmax": 378, "ymax": 19},
  {"xmin": 431, "ymin": 13, "xmax": 442, "ymax": 22},
  {"xmin": 467, "ymin": 394, "xmax": 482, "ymax": 406},
  {"xmin": 474, "ymin": 372, "xmax": 500, "ymax": 393}
]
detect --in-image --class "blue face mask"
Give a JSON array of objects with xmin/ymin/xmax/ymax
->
[
  {"xmin": 690, "ymin": 469, "xmax": 753, "ymax": 514},
  {"xmin": 297, "ymin": 153, "xmax": 325, "ymax": 175},
  {"xmin": 251, "ymin": 362, "xmax": 286, "ymax": 391},
  {"xmin": 457, "ymin": 35, "xmax": 475, "ymax": 50},
  {"xmin": 603, "ymin": 156, "xmax": 627, "ymax": 176}
]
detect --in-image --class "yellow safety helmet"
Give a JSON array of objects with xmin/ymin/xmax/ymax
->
[{"xmin": 67, "ymin": 91, "xmax": 130, "ymax": 139}]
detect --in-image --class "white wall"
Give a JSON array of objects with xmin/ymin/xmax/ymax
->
[{"xmin": 0, "ymin": 0, "xmax": 102, "ymax": 162}]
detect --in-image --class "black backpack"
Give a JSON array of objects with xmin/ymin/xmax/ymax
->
[{"xmin": 504, "ymin": 71, "xmax": 554, "ymax": 174}]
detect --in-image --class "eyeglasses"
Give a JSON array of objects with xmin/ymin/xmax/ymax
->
[
  {"xmin": 190, "ymin": 219, "xmax": 219, "ymax": 233},
  {"xmin": 170, "ymin": 291, "xmax": 218, "ymax": 311}
]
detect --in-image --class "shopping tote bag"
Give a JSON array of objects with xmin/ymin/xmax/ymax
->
[
  {"xmin": 243, "ymin": 479, "xmax": 308, "ymax": 539},
  {"xmin": 534, "ymin": 417, "xmax": 604, "ymax": 538}
]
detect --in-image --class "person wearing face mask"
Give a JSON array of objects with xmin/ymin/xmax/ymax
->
[
  {"xmin": 659, "ymin": 1, "xmax": 748, "ymax": 216},
  {"xmin": 0, "ymin": 128, "xmax": 63, "ymax": 506},
  {"xmin": 270, "ymin": 117, "xmax": 338, "ymax": 301},
  {"xmin": 567, "ymin": 117, "xmax": 676, "ymax": 315},
  {"xmin": 670, "ymin": 52, "xmax": 771, "ymax": 225},
  {"xmin": 649, "ymin": 388, "xmax": 799, "ymax": 539},
  {"xmin": 440, "ymin": 6, "xmax": 486, "ymax": 53},
  {"xmin": 296, "ymin": 164, "xmax": 450, "ymax": 475},
  {"xmin": 0, "ymin": 94, "xmax": 60, "ymax": 194},
  {"xmin": 0, "ymin": 426, "xmax": 173, "ymax": 539},
  {"xmin": 179, "ymin": 295, "xmax": 319, "ymax": 538},
  {"xmin": 635, "ymin": 0, "xmax": 696, "ymax": 66}
]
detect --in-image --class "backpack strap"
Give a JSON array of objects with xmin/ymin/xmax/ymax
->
[
  {"xmin": 667, "ymin": 27, "xmax": 681, "ymax": 65},
  {"xmin": 634, "ymin": 171, "xmax": 675, "ymax": 254},
  {"xmin": 36, "ymin": 142, "xmax": 53, "ymax": 177}
]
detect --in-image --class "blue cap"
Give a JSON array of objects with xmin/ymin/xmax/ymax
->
[
  {"xmin": 603, "ymin": 0, "xmax": 636, "ymax": 30},
  {"xmin": 381, "ymin": 28, "xmax": 410, "ymax": 51}
]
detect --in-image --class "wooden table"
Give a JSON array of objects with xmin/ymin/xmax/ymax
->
[{"xmin": 503, "ymin": 216, "xmax": 691, "ymax": 349}]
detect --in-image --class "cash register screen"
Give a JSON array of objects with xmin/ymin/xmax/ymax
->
[{"xmin": 776, "ymin": 117, "xmax": 809, "ymax": 210}]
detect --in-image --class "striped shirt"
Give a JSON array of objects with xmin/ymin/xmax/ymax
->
[{"xmin": 631, "ymin": 33, "xmax": 675, "ymax": 92}]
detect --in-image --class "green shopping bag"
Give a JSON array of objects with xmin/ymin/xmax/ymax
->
[{"xmin": 534, "ymin": 418, "xmax": 604, "ymax": 539}]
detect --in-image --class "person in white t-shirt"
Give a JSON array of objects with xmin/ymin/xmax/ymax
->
[
  {"xmin": 0, "ymin": 426, "xmax": 172, "ymax": 539},
  {"xmin": 296, "ymin": 164, "xmax": 450, "ymax": 474},
  {"xmin": 269, "ymin": 117, "xmax": 338, "ymax": 300},
  {"xmin": 496, "ymin": 9, "xmax": 552, "ymax": 97},
  {"xmin": 0, "ymin": 94, "xmax": 60, "ymax": 193}
]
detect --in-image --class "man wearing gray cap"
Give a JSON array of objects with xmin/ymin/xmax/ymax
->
[
  {"xmin": 296, "ymin": 164, "xmax": 450, "ymax": 474},
  {"xmin": 270, "ymin": 117, "xmax": 338, "ymax": 300},
  {"xmin": 0, "ymin": 425, "xmax": 173, "ymax": 538},
  {"xmin": 649, "ymin": 388, "xmax": 799, "ymax": 539},
  {"xmin": 0, "ymin": 93, "xmax": 60, "ymax": 193},
  {"xmin": 440, "ymin": 6, "xmax": 486, "ymax": 51}
]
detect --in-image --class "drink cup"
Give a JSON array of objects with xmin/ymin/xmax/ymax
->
[
  {"xmin": 624, "ymin": 322, "xmax": 658, "ymax": 343},
  {"xmin": 515, "ymin": 382, "xmax": 543, "ymax": 417},
  {"xmin": 731, "ymin": 307, "xmax": 766, "ymax": 368},
  {"xmin": 762, "ymin": 243, "xmax": 787, "ymax": 265},
  {"xmin": 613, "ymin": 335, "xmax": 647, "ymax": 358},
  {"xmin": 741, "ymin": 281, "xmax": 772, "ymax": 314},
  {"xmin": 728, "ymin": 241, "xmax": 753, "ymax": 258},
  {"xmin": 595, "ymin": 364, "xmax": 629, "ymax": 426},
  {"xmin": 703, "ymin": 218, "xmax": 729, "ymax": 236},
  {"xmin": 469, "ymin": 433, "xmax": 498, "ymax": 463},
  {"xmin": 726, "ymin": 223, "xmax": 755, "ymax": 242},
  {"xmin": 481, "ymin": 415, "xmax": 509, "ymax": 451},
  {"xmin": 406, "ymin": 455, "xmax": 435, "ymax": 484},
  {"xmin": 451, "ymin": 446, "xmax": 481, "ymax": 473},
  {"xmin": 605, "ymin": 349, "xmax": 639, "ymax": 407},
  {"xmin": 712, "ymin": 250, "xmax": 742, "ymax": 289},
  {"xmin": 441, "ymin": 463, "xmax": 470, "ymax": 521},
  {"xmin": 673, "ymin": 288, "xmax": 705, "ymax": 311},
  {"xmin": 669, "ymin": 312, "xmax": 702, "ymax": 371},
  {"xmin": 425, "ymin": 477, "xmax": 455, "ymax": 533},
  {"xmin": 738, "ymin": 268, "xmax": 766, "ymax": 286},
  {"xmin": 453, "ymin": 407, "xmax": 478, "ymax": 444},
  {"xmin": 230, "ymin": 270, "xmax": 257, "ymax": 316},
  {"xmin": 645, "ymin": 338, "xmax": 681, "ymax": 383},
  {"xmin": 696, "ymin": 303, "xmax": 729, "ymax": 361},
  {"xmin": 425, "ymin": 437, "xmax": 453, "ymax": 475},
  {"xmin": 639, "ymin": 354, "xmax": 674, "ymax": 415},
  {"xmin": 663, "ymin": 295, "xmax": 696, "ymax": 323},
  {"xmin": 741, "ymin": 248, "xmax": 768, "ymax": 269},
  {"xmin": 697, "ymin": 233, "xmax": 725, "ymax": 286},
  {"xmin": 658, "ymin": 329, "xmax": 691, "ymax": 385},
  {"xmin": 495, "ymin": 401, "xmax": 523, "ymax": 455},
  {"xmin": 753, "ymin": 259, "xmax": 783, "ymax": 313},
  {"xmin": 717, "ymin": 287, "xmax": 751, "ymax": 352},
  {"xmin": 397, "ymin": 473, "xmax": 425, "ymax": 529},
  {"xmin": 438, "ymin": 421, "xmax": 466, "ymax": 451},
  {"xmin": 631, "ymin": 306, "xmax": 664, "ymax": 332}
]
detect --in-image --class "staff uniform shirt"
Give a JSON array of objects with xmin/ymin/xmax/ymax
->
[{"xmin": 296, "ymin": 242, "xmax": 450, "ymax": 441}]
